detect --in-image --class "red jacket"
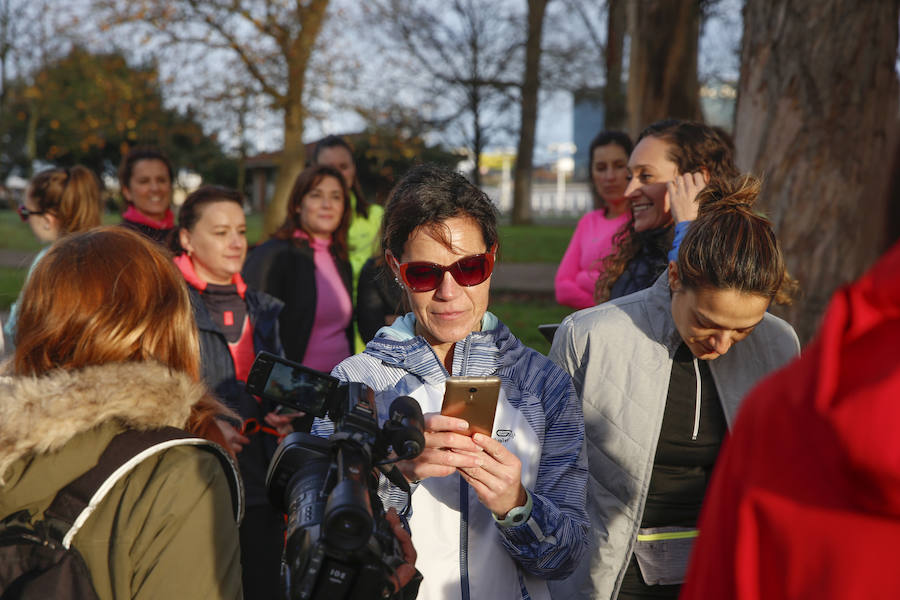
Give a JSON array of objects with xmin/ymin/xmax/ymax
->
[{"xmin": 681, "ymin": 240, "xmax": 900, "ymax": 600}]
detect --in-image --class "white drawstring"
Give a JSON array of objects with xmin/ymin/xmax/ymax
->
[{"xmin": 691, "ymin": 358, "xmax": 701, "ymax": 441}]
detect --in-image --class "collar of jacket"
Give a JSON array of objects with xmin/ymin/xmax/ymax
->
[
  {"xmin": 0, "ymin": 362, "xmax": 208, "ymax": 482},
  {"xmin": 363, "ymin": 311, "xmax": 527, "ymax": 383},
  {"xmin": 174, "ymin": 253, "xmax": 248, "ymax": 298},
  {"xmin": 641, "ymin": 270, "xmax": 685, "ymax": 356}
]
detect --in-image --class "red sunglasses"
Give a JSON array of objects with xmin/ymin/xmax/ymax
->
[
  {"xmin": 391, "ymin": 249, "xmax": 496, "ymax": 292},
  {"xmin": 17, "ymin": 204, "xmax": 46, "ymax": 222}
]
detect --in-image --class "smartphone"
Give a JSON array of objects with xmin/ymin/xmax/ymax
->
[
  {"xmin": 245, "ymin": 352, "xmax": 339, "ymax": 416},
  {"xmin": 440, "ymin": 376, "xmax": 501, "ymax": 436}
]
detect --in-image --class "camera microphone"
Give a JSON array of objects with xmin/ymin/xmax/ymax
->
[{"xmin": 385, "ymin": 396, "xmax": 426, "ymax": 459}]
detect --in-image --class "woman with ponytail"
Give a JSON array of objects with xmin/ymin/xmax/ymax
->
[
  {"xmin": 550, "ymin": 175, "xmax": 800, "ymax": 600},
  {"xmin": 5, "ymin": 165, "xmax": 102, "ymax": 343}
]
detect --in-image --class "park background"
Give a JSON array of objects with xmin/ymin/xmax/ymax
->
[{"xmin": 0, "ymin": 0, "xmax": 896, "ymax": 353}]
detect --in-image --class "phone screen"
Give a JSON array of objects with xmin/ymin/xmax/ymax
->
[{"xmin": 262, "ymin": 361, "xmax": 336, "ymax": 415}]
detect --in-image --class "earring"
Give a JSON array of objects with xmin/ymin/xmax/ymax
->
[{"xmin": 394, "ymin": 276, "xmax": 403, "ymax": 288}]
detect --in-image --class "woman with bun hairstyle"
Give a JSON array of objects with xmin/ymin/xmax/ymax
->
[
  {"xmin": 242, "ymin": 164, "xmax": 354, "ymax": 370},
  {"xmin": 555, "ymin": 130, "xmax": 633, "ymax": 310},
  {"xmin": 0, "ymin": 227, "xmax": 242, "ymax": 599},
  {"xmin": 118, "ymin": 145, "xmax": 176, "ymax": 244},
  {"xmin": 595, "ymin": 120, "xmax": 739, "ymax": 303},
  {"xmin": 5, "ymin": 165, "xmax": 102, "ymax": 343},
  {"xmin": 550, "ymin": 176, "xmax": 800, "ymax": 600},
  {"xmin": 172, "ymin": 185, "xmax": 287, "ymax": 600}
]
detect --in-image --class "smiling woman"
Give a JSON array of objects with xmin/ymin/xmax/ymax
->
[
  {"xmin": 550, "ymin": 174, "xmax": 800, "ymax": 600},
  {"xmin": 242, "ymin": 164, "xmax": 354, "ymax": 371},
  {"xmin": 118, "ymin": 146, "xmax": 176, "ymax": 245},
  {"xmin": 595, "ymin": 120, "xmax": 739, "ymax": 303}
]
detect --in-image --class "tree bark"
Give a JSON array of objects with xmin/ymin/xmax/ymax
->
[
  {"xmin": 262, "ymin": 0, "xmax": 330, "ymax": 237},
  {"xmin": 626, "ymin": 0, "xmax": 703, "ymax": 138},
  {"xmin": 603, "ymin": 0, "xmax": 627, "ymax": 130},
  {"xmin": 734, "ymin": 0, "xmax": 899, "ymax": 343},
  {"xmin": 511, "ymin": 0, "xmax": 549, "ymax": 225}
]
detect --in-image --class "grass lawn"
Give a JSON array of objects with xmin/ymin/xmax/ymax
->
[
  {"xmin": 0, "ymin": 209, "xmax": 578, "ymax": 339},
  {"xmin": 490, "ymin": 293, "xmax": 574, "ymax": 356}
]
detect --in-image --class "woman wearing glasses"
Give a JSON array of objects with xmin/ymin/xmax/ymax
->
[
  {"xmin": 330, "ymin": 164, "xmax": 589, "ymax": 600},
  {"xmin": 5, "ymin": 165, "xmax": 101, "ymax": 344},
  {"xmin": 243, "ymin": 164, "xmax": 354, "ymax": 371}
]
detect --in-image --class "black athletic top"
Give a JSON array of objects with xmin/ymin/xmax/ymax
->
[{"xmin": 619, "ymin": 343, "xmax": 728, "ymax": 599}]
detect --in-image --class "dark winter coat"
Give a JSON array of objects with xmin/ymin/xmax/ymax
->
[
  {"xmin": 242, "ymin": 238, "xmax": 353, "ymax": 363},
  {"xmin": 188, "ymin": 284, "xmax": 283, "ymax": 506}
]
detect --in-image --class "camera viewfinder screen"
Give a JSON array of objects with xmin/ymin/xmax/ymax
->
[{"xmin": 263, "ymin": 362, "xmax": 336, "ymax": 415}]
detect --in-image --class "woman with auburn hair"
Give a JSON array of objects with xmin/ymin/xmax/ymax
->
[
  {"xmin": 550, "ymin": 176, "xmax": 800, "ymax": 600},
  {"xmin": 118, "ymin": 145, "xmax": 176, "ymax": 244},
  {"xmin": 4, "ymin": 165, "xmax": 102, "ymax": 344},
  {"xmin": 172, "ymin": 185, "xmax": 287, "ymax": 600},
  {"xmin": 243, "ymin": 164, "xmax": 354, "ymax": 370},
  {"xmin": 595, "ymin": 120, "xmax": 739, "ymax": 303},
  {"xmin": 0, "ymin": 227, "xmax": 242, "ymax": 599}
]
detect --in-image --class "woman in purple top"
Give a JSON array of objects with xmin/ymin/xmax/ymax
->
[
  {"xmin": 555, "ymin": 131, "xmax": 633, "ymax": 310},
  {"xmin": 243, "ymin": 165, "xmax": 354, "ymax": 371}
]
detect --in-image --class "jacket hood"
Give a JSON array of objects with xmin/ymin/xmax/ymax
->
[
  {"xmin": 365, "ymin": 311, "xmax": 525, "ymax": 381},
  {"xmin": 0, "ymin": 362, "xmax": 208, "ymax": 482}
]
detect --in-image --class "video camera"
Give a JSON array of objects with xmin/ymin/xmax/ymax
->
[{"xmin": 246, "ymin": 352, "xmax": 425, "ymax": 600}]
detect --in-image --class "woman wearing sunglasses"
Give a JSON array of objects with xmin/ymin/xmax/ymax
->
[
  {"xmin": 171, "ymin": 185, "xmax": 288, "ymax": 600},
  {"xmin": 243, "ymin": 164, "xmax": 354, "ymax": 371},
  {"xmin": 5, "ymin": 165, "xmax": 101, "ymax": 345},
  {"xmin": 329, "ymin": 164, "xmax": 589, "ymax": 600}
]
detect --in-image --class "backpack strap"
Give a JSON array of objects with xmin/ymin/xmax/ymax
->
[{"xmin": 43, "ymin": 427, "xmax": 243, "ymax": 549}]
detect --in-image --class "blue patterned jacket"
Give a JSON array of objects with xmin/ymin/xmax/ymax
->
[{"xmin": 329, "ymin": 312, "xmax": 589, "ymax": 600}]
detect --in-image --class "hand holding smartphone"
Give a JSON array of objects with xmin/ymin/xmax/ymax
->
[{"xmin": 440, "ymin": 376, "xmax": 501, "ymax": 437}]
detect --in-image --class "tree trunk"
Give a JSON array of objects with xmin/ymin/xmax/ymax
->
[
  {"xmin": 626, "ymin": 0, "xmax": 702, "ymax": 138},
  {"xmin": 261, "ymin": 0, "xmax": 329, "ymax": 238},
  {"xmin": 603, "ymin": 0, "xmax": 627, "ymax": 130},
  {"xmin": 734, "ymin": 0, "xmax": 899, "ymax": 344},
  {"xmin": 511, "ymin": 0, "xmax": 549, "ymax": 226}
]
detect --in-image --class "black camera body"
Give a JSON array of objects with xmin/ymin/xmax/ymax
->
[{"xmin": 250, "ymin": 353, "xmax": 424, "ymax": 600}]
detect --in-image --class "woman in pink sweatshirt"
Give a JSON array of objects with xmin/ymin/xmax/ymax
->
[{"xmin": 555, "ymin": 130, "xmax": 632, "ymax": 310}]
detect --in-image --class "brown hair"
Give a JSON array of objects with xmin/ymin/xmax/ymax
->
[
  {"xmin": 273, "ymin": 165, "xmax": 351, "ymax": 260},
  {"xmin": 28, "ymin": 166, "xmax": 102, "ymax": 235},
  {"xmin": 118, "ymin": 146, "xmax": 174, "ymax": 199},
  {"xmin": 677, "ymin": 175, "xmax": 798, "ymax": 304},
  {"xmin": 170, "ymin": 185, "xmax": 244, "ymax": 255},
  {"xmin": 588, "ymin": 130, "xmax": 633, "ymax": 213},
  {"xmin": 14, "ymin": 227, "xmax": 200, "ymax": 378},
  {"xmin": 594, "ymin": 120, "xmax": 739, "ymax": 303},
  {"xmin": 382, "ymin": 164, "xmax": 499, "ymax": 260}
]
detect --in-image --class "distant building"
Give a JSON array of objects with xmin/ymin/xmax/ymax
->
[{"xmin": 572, "ymin": 88, "xmax": 605, "ymax": 181}]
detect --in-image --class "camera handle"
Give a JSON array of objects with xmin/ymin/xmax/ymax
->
[{"xmin": 378, "ymin": 464, "xmax": 411, "ymax": 495}]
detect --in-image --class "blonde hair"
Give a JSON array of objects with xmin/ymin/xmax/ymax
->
[
  {"xmin": 14, "ymin": 227, "xmax": 200, "ymax": 378},
  {"xmin": 28, "ymin": 166, "xmax": 102, "ymax": 235}
]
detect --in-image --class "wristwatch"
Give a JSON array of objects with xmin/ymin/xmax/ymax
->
[{"xmin": 493, "ymin": 489, "xmax": 533, "ymax": 527}]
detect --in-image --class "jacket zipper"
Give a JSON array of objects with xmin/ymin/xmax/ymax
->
[{"xmin": 691, "ymin": 358, "xmax": 701, "ymax": 441}]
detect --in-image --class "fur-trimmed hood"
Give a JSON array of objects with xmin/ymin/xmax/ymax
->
[{"xmin": 0, "ymin": 361, "xmax": 207, "ymax": 482}]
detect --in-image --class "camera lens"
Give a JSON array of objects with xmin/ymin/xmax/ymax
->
[{"xmin": 323, "ymin": 478, "xmax": 374, "ymax": 552}]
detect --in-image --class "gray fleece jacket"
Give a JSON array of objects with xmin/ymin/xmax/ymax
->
[{"xmin": 547, "ymin": 272, "xmax": 800, "ymax": 600}]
